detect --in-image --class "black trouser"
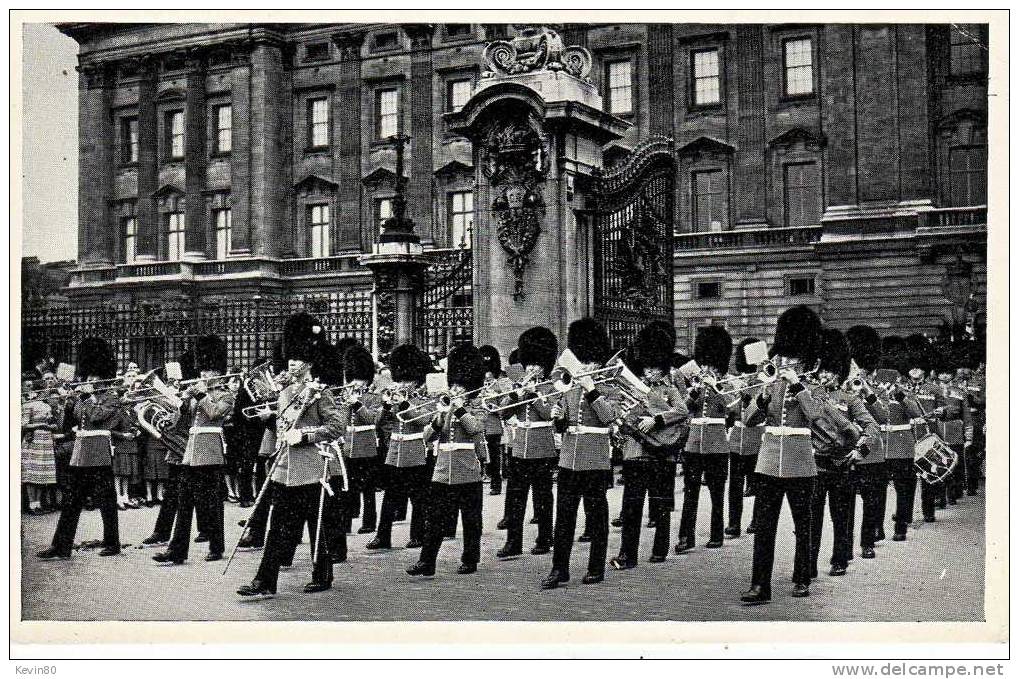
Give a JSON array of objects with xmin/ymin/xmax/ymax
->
[
  {"xmin": 50, "ymin": 465, "xmax": 120, "ymax": 556},
  {"xmin": 323, "ymin": 476, "xmax": 348, "ymax": 562},
  {"xmin": 750, "ymin": 474, "xmax": 815, "ymax": 593},
  {"xmin": 419, "ymin": 481, "xmax": 483, "ymax": 567},
  {"xmin": 552, "ymin": 468, "xmax": 609, "ymax": 577},
  {"xmin": 809, "ymin": 470, "xmax": 852, "ymax": 572},
  {"xmin": 254, "ymin": 482, "xmax": 333, "ymax": 592},
  {"xmin": 504, "ymin": 456, "xmax": 555, "ymax": 549},
  {"xmin": 619, "ymin": 459, "xmax": 674, "ymax": 561},
  {"xmin": 678, "ymin": 453, "xmax": 728, "ymax": 546},
  {"xmin": 967, "ymin": 436, "xmax": 984, "ymax": 494},
  {"xmin": 886, "ymin": 459, "xmax": 917, "ymax": 534},
  {"xmin": 855, "ymin": 464, "xmax": 887, "ymax": 549},
  {"xmin": 376, "ymin": 465, "xmax": 430, "ymax": 544},
  {"xmin": 150, "ymin": 464, "xmax": 181, "ymax": 541},
  {"xmin": 245, "ymin": 462, "xmax": 273, "ymax": 546},
  {"xmin": 486, "ymin": 435, "xmax": 503, "ymax": 492},
  {"xmin": 920, "ymin": 479, "xmax": 942, "ymax": 520},
  {"xmin": 342, "ymin": 458, "xmax": 378, "ymax": 531},
  {"xmin": 167, "ymin": 465, "xmax": 224, "ymax": 560},
  {"xmin": 237, "ymin": 447, "xmax": 258, "ymax": 504},
  {"xmin": 728, "ymin": 453, "xmax": 758, "ymax": 530},
  {"xmin": 946, "ymin": 443, "xmax": 966, "ymax": 500}
]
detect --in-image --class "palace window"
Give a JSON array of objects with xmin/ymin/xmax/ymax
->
[
  {"xmin": 376, "ymin": 198, "xmax": 393, "ymax": 231},
  {"xmin": 166, "ymin": 211, "xmax": 185, "ymax": 261},
  {"xmin": 692, "ymin": 169, "xmax": 727, "ymax": 232},
  {"xmin": 783, "ymin": 161, "xmax": 821, "ymax": 227},
  {"xmin": 691, "ymin": 48, "xmax": 721, "ymax": 107},
  {"xmin": 304, "ymin": 41, "xmax": 329, "ymax": 62},
  {"xmin": 605, "ymin": 59, "xmax": 633, "ymax": 115},
  {"xmin": 376, "ymin": 88, "xmax": 399, "ymax": 139},
  {"xmin": 950, "ymin": 24, "xmax": 987, "ymax": 76},
  {"xmin": 166, "ymin": 110, "xmax": 185, "ymax": 160},
  {"xmin": 788, "ymin": 276, "xmax": 816, "ymax": 296},
  {"xmin": 214, "ymin": 208, "xmax": 232, "ymax": 259},
  {"xmin": 448, "ymin": 191, "xmax": 474, "ymax": 249},
  {"xmin": 308, "ymin": 204, "xmax": 330, "ymax": 258},
  {"xmin": 782, "ymin": 37, "xmax": 814, "ymax": 97},
  {"xmin": 308, "ymin": 97, "xmax": 329, "ymax": 149},
  {"xmin": 373, "ymin": 31, "xmax": 399, "ymax": 52},
  {"xmin": 949, "ymin": 146, "xmax": 987, "ymax": 206},
  {"xmin": 121, "ymin": 216, "xmax": 137, "ymax": 264},
  {"xmin": 121, "ymin": 117, "xmax": 138, "ymax": 164},
  {"xmin": 213, "ymin": 104, "xmax": 232, "ymax": 154},
  {"xmin": 695, "ymin": 281, "xmax": 722, "ymax": 299},
  {"xmin": 445, "ymin": 24, "xmax": 473, "ymax": 39},
  {"xmin": 447, "ymin": 78, "xmax": 472, "ymax": 113}
]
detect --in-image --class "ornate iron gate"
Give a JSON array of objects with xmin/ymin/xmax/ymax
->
[
  {"xmin": 422, "ymin": 246, "xmax": 474, "ymax": 357},
  {"xmin": 592, "ymin": 136, "xmax": 676, "ymax": 349}
]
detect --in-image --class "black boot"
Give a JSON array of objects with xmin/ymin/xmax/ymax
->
[
  {"xmin": 541, "ymin": 569, "xmax": 570, "ymax": 589},
  {"xmin": 740, "ymin": 585, "xmax": 771, "ymax": 605},
  {"xmin": 406, "ymin": 561, "xmax": 435, "ymax": 577}
]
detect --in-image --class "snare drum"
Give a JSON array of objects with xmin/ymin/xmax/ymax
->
[{"xmin": 913, "ymin": 433, "xmax": 958, "ymax": 485}]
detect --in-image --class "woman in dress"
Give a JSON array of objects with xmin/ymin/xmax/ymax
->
[{"xmin": 22, "ymin": 380, "xmax": 59, "ymax": 514}]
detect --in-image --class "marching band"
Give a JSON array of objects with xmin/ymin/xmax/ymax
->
[{"xmin": 23, "ymin": 304, "xmax": 985, "ymax": 606}]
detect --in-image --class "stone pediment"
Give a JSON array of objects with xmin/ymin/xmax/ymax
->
[
  {"xmin": 767, "ymin": 127, "xmax": 827, "ymax": 151},
  {"xmin": 676, "ymin": 136, "xmax": 735, "ymax": 158},
  {"xmin": 151, "ymin": 183, "xmax": 184, "ymax": 198},
  {"xmin": 361, "ymin": 166, "xmax": 398, "ymax": 188},
  {"xmin": 433, "ymin": 160, "xmax": 473, "ymax": 178},
  {"xmin": 293, "ymin": 174, "xmax": 338, "ymax": 195}
]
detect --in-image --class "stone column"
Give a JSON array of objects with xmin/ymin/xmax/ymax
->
[
  {"xmin": 248, "ymin": 37, "xmax": 287, "ymax": 258},
  {"xmin": 229, "ymin": 43, "xmax": 253, "ymax": 253},
  {"xmin": 135, "ymin": 58, "xmax": 160, "ymax": 260},
  {"xmin": 854, "ymin": 25, "xmax": 899, "ymax": 203},
  {"xmin": 733, "ymin": 25, "xmax": 767, "ymax": 226},
  {"xmin": 333, "ymin": 31, "xmax": 365, "ymax": 251},
  {"xmin": 77, "ymin": 61, "xmax": 115, "ymax": 267},
  {"xmin": 646, "ymin": 24, "xmax": 675, "ymax": 138},
  {"xmin": 184, "ymin": 51, "xmax": 209, "ymax": 258},
  {"xmin": 820, "ymin": 24, "xmax": 858, "ymax": 212},
  {"xmin": 407, "ymin": 24, "xmax": 435, "ymax": 243},
  {"xmin": 896, "ymin": 24, "xmax": 933, "ymax": 206}
]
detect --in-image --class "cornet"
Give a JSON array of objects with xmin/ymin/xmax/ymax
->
[{"xmin": 242, "ymin": 401, "xmax": 279, "ymax": 419}]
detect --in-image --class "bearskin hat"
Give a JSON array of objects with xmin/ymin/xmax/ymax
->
[
  {"xmin": 389, "ymin": 344, "xmax": 430, "ymax": 385},
  {"xmin": 508, "ymin": 348, "xmax": 520, "ymax": 367},
  {"xmin": 846, "ymin": 325, "xmax": 882, "ymax": 372},
  {"xmin": 308, "ymin": 342, "xmax": 343, "ymax": 387},
  {"xmin": 819, "ymin": 328, "xmax": 852, "ymax": 382},
  {"xmin": 177, "ymin": 348, "xmax": 199, "ymax": 381},
  {"xmin": 634, "ymin": 322, "xmax": 674, "ymax": 373},
  {"xmin": 478, "ymin": 345, "xmax": 503, "ymax": 378},
  {"xmin": 343, "ymin": 344, "xmax": 376, "ymax": 383},
  {"xmin": 734, "ymin": 337, "xmax": 762, "ymax": 375},
  {"xmin": 567, "ymin": 318, "xmax": 611, "ymax": 364},
  {"xmin": 694, "ymin": 326, "xmax": 733, "ymax": 374},
  {"xmin": 904, "ymin": 333, "xmax": 932, "ymax": 373},
  {"xmin": 77, "ymin": 337, "xmax": 116, "ymax": 380},
  {"xmin": 645, "ymin": 320, "xmax": 677, "ymax": 346},
  {"xmin": 671, "ymin": 352, "xmax": 690, "ymax": 370},
  {"xmin": 518, "ymin": 326, "xmax": 558, "ymax": 375},
  {"xmin": 446, "ymin": 344, "xmax": 486, "ymax": 392},
  {"xmin": 771, "ymin": 305, "xmax": 823, "ymax": 365},
  {"xmin": 282, "ymin": 312, "xmax": 325, "ymax": 363},
  {"xmin": 195, "ymin": 335, "xmax": 228, "ymax": 374},
  {"xmin": 882, "ymin": 335, "xmax": 905, "ymax": 355}
]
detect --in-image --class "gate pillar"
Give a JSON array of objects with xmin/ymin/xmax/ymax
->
[{"xmin": 446, "ymin": 26, "xmax": 629, "ymax": 357}]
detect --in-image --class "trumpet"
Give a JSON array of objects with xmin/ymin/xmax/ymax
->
[
  {"xmin": 396, "ymin": 383, "xmax": 488, "ymax": 424},
  {"xmin": 242, "ymin": 401, "xmax": 279, "ymax": 419},
  {"xmin": 480, "ymin": 367, "xmax": 543, "ymax": 412}
]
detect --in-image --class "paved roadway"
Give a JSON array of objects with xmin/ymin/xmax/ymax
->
[{"xmin": 20, "ymin": 480, "xmax": 984, "ymax": 621}]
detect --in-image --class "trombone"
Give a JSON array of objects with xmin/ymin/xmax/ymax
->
[{"xmin": 482, "ymin": 352, "xmax": 626, "ymax": 413}]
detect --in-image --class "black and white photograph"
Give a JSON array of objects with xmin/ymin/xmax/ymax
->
[{"xmin": 11, "ymin": 8, "xmax": 1007, "ymax": 658}]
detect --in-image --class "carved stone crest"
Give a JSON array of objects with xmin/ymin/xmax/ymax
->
[
  {"xmin": 482, "ymin": 25, "xmax": 592, "ymax": 81},
  {"xmin": 482, "ymin": 117, "xmax": 547, "ymax": 300}
]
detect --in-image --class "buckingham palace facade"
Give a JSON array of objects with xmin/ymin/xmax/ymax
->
[{"xmin": 31, "ymin": 22, "xmax": 987, "ymax": 368}]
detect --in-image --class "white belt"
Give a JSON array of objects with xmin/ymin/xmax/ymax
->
[
  {"xmin": 910, "ymin": 417, "xmax": 928, "ymax": 425},
  {"xmin": 347, "ymin": 424, "xmax": 376, "ymax": 433},
  {"xmin": 691, "ymin": 417, "xmax": 725, "ymax": 426},
  {"xmin": 189, "ymin": 426, "xmax": 223, "ymax": 435},
  {"xmin": 732, "ymin": 421, "xmax": 746, "ymax": 428},
  {"xmin": 517, "ymin": 420, "xmax": 553, "ymax": 430},
  {"xmin": 391, "ymin": 432, "xmax": 424, "ymax": 442},
  {"xmin": 765, "ymin": 426, "xmax": 811, "ymax": 436},
  {"xmin": 882, "ymin": 424, "xmax": 912, "ymax": 432},
  {"xmin": 438, "ymin": 442, "xmax": 474, "ymax": 451},
  {"xmin": 566, "ymin": 425, "xmax": 610, "ymax": 435},
  {"xmin": 77, "ymin": 429, "xmax": 111, "ymax": 438}
]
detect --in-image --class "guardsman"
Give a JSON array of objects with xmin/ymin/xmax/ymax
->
[
  {"xmin": 39, "ymin": 338, "xmax": 122, "ymax": 560},
  {"xmin": 725, "ymin": 337, "xmax": 766, "ymax": 538},
  {"xmin": 611, "ymin": 323, "xmax": 687, "ymax": 569},
  {"xmin": 963, "ymin": 365, "xmax": 985, "ymax": 496},
  {"xmin": 875, "ymin": 362, "xmax": 924, "ymax": 542},
  {"xmin": 479, "ymin": 345, "xmax": 512, "ymax": 496},
  {"xmin": 541, "ymin": 318, "xmax": 620, "ymax": 589},
  {"xmin": 497, "ymin": 327, "xmax": 559, "ymax": 559},
  {"xmin": 496, "ymin": 348, "xmax": 523, "ymax": 531},
  {"xmin": 407, "ymin": 344, "xmax": 489, "ymax": 577},
  {"xmin": 334, "ymin": 344, "xmax": 383, "ymax": 537},
  {"xmin": 903, "ymin": 345, "xmax": 941, "ymax": 522},
  {"xmin": 933, "ymin": 358, "xmax": 973, "ymax": 505},
  {"xmin": 153, "ymin": 335, "xmax": 235, "ymax": 565},
  {"xmin": 846, "ymin": 325, "xmax": 891, "ymax": 554},
  {"xmin": 368, "ymin": 344, "xmax": 435, "ymax": 550},
  {"xmin": 807, "ymin": 329, "xmax": 879, "ymax": 578},
  {"xmin": 740, "ymin": 306, "xmax": 825, "ymax": 604},
  {"xmin": 676, "ymin": 326, "xmax": 732, "ymax": 553},
  {"xmin": 237, "ymin": 314, "xmax": 344, "ymax": 599}
]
